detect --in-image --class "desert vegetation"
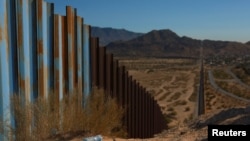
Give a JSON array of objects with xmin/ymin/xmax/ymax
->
[
  {"xmin": 215, "ymin": 81, "xmax": 250, "ymax": 99},
  {"xmin": 208, "ymin": 66, "xmax": 250, "ymax": 100},
  {"xmin": 212, "ymin": 68, "xmax": 233, "ymax": 79},
  {"xmin": 231, "ymin": 66, "xmax": 250, "ymax": 86},
  {"xmin": 204, "ymin": 67, "xmax": 250, "ymax": 113},
  {"xmin": 0, "ymin": 88, "xmax": 125, "ymax": 141}
]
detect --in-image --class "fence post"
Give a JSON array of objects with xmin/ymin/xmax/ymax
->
[
  {"xmin": 124, "ymin": 70, "xmax": 128, "ymax": 130},
  {"xmin": 0, "ymin": 0, "xmax": 12, "ymax": 140},
  {"xmin": 16, "ymin": 0, "xmax": 32, "ymax": 102},
  {"xmin": 90, "ymin": 37, "xmax": 99, "ymax": 87},
  {"xmin": 83, "ymin": 24, "xmax": 91, "ymax": 100},
  {"xmin": 146, "ymin": 92, "xmax": 150, "ymax": 138},
  {"xmin": 29, "ymin": 0, "xmax": 38, "ymax": 101},
  {"xmin": 66, "ymin": 6, "xmax": 77, "ymax": 93},
  {"xmin": 105, "ymin": 53, "xmax": 113, "ymax": 97},
  {"xmin": 37, "ymin": 0, "xmax": 50, "ymax": 98},
  {"xmin": 127, "ymin": 76, "xmax": 133, "ymax": 138},
  {"xmin": 99, "ymin": 47, "xmax": 106, "ymax": 89},
  {"xmin": 118, "ymin": 66, "xmax": 125, "ymax": 105},
  {"xmin": 138, "ymin": 86, "xmax": 143, "ymax": 138},
  {"xmin": 47, "ymin": 2, "xmax": 54, "ymax": 93},
  {"xmin": 131, "ymin": 79, "xmax": 136, "ymax": 138},
  {"xmin": 76, "ymin": 16, "xmax": 83, "ymax": 97},
  {"xmin": 149, "ymin": 94, "xmax": 153, "ymax": 137},
  {"xmin": 113, "ymin": 60, "xmax": 119, "ymax": 98},
  {"xmin": 142, "ymin": 88, "xmax": 146, "ymax": 138},
  {"xmin": 135, "ymin": 82, "xmax": 139, "ymax": 137}
]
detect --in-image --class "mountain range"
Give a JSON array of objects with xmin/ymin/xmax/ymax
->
[
  {"xmin": 91, "ymin": 26, "xmax": 143, "ymax": 46},
  {"xmin": 104, "ymin": 29, "xmax": 250, "ymax": 58}
]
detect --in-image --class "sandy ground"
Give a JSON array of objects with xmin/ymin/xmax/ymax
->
[
  {"xmin": 129, "ymin": 67, "xmax": 198, "ymax": 128},
  {"xmin": 69, "ymin": 60, "xmax": 250, "ymax": 141}
]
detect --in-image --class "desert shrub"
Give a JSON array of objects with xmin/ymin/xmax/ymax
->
[
  {"xmin": 184, "ymin": 107, "xmax": 190, "ymax": 112},
  {"xmin": 1, "ymin": 88, "xmax": 125, "ymax": 141},
  {"xmin": 84, "ymin": 89, "xmax": 125, "ymax": 137},
  {"xmin": 213, "ymin": 69, "xmax": 233, "ymax": 79}
]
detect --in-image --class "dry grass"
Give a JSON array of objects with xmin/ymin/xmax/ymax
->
[
  {"xmin": 212, "ymin": 69, "xmax": 233, "ymax": 79},
  {"xmin": 215, "ymin": 80, "xmax": 250, "ymax": 99},
  {"xmin": 231, "ymin": 67, "xmax": 250, "ymax": 85},
  {"xmin": 1, "ymin": 88, "xmax": 125, "ymax": 141}
]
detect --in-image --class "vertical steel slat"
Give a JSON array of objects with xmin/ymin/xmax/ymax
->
[
  {"xmin": 36, "ymin": 0, "xmax": 43, "ymax": 98},
  {"xmin": 142, "ymin": 88, "xmax": 146, "ymax": 138},
  {"xmin": 6, "ymin": 0, "xmax": 18, "ymax": 134},
  {"xmin": 61, "ymin": 15, "xmax": 67, "ymax": 130},
  {"xmin": 135, "ymin": 81, "xmax": 139, "ymax": 137},
  {"xmin": 124, "ymin": 70, "xmax": 128, "ymax": 130},
  {"xmin": 153, "ymin": 100, "xmax": 156, "ymax": 134},
  {"xmin": 148, "ymin": 93, "xmax": 152, "ymax": 137},
  {"xmin": 141, "ymin": 86, "xmax": 145, "ymax": 138},
  {"xmin": 16, "ymin": 0, "xmax": 33, "ymax": 138},
  {"xmin": 152, "ymin": 100, "xmax": 155, "ymax": 134},
  {"xmin": 118, "ymin": 66, "xmax": 124, "ymax": 105},
  {"xmin": 0, "ymin": 0, "xmax": 11, "ymax": 140},
  {"xmin": 73, "ymin": 8, "xmax": 77, "ymax": 88},
  {"xmin": 127, "ymin": 75, "xmax": 132, "ymax": 138},
  {"xmin": 148, "ymin": 92, "xmax": 153, "ymax": 137},
  {"xmin": 117, "ymin": 65, "xmax": 121, "ymax": 103},
  {"xmin": 66, "ymin": 6, "xmax": 76, "ymax": 93},
  {"xmin": 42, "ymin": 0, "xmax": 49, "ymax": 98},
  {"xmin": 131, "ymin": 79, "xmax": 136, "ymax": 138},
  {"xmin": 157, "ymin": 102, "xmax": 161, "ymax": 133},
  {"xmin": 156, "ymin": 101, "xmax": 159, "ymax": 133},
  {"xmin": 113, "ymin": 59, "xmax": 118, "ymax": 98},
  {"xmin": 145, "ymin": 92, "xmax": 148, "ymax": 138},
  {"xmin": 76, "ymin": 16, "xmax": 83, "ymax": 95},
  {"xmin": 138, "ymin": 86, "xmax": 143, "ymax": 138},
  {"xmin": 53, "ymin": 14, "xmax": 60, "ymax": 128},
  {"xmin": 144, "ymin": 90, "xmax": 148, "ymax": 138},
  {"xmin": 137, "ymin": 85, "xmax": 141, "ymax": 138},
  {"xmin": 138, "ymin": 84, "xmax": 142, "ymax": 138},
  {"xmin": 152, "ymin": 97, "xmax": 155, "ymax": 136},
  {"xmin": 99, "ymin": 47, "xmax": 106, "ymax": 89},
  {"xmin": 159, "ymin": 103, "xmax": 162, "ymax": 132},
  {"xmin": 129, "ymin": 78, "xmax": 133, "ymax": 138},
  {"xmin": 153, "ymin": 98, "xmax": 155, "ymax": 136},
  {"xmin": 124, "ymin": 71, "xmax": 128, "ymax": 107},
  {"xmin": 37, "ymin": 0, "xmax": 49, "ymax": 98},
  {"xmin": 76, "ymin": 16, "xmax": 83, "ymax": 108},
  {"xmin": 61, "ymin": 16, "xmax": 68, "ymax": 95},
  {"xmin": 16, "ymin": 0, "xmax": 32, "ymax": 102},
  {"xmin": 158, "ymin": 103, "xmax": 161, "ymax": 132},
  {"xmin": 47, "ymin": 2, "xmax": 54, "ymax": 92},
  {"xmin": 157, "ymin": 107, "xmax": 160, "ymax": 133},
  {"xmin": 54, "ymin": 14, "xmax": 63, "ymax": 101},
  {"xmin": 83, "ymin": 24, "xmax": 91, "ymax": 100},
  {"xmin": 141, "ymin": 88, "xmax": 144, "ymax": 138},
  {"xmin": 105, "ymin": 53, "xmax": 113, "ymax": 97},
  {"xmin": 148, "ymin": 96, "xmax": 153, "ymax": 137},
  {"xmin": 28, "ymin": 0, "xmax": 38, "ymax": 101},
  {"xmin": 90, "ymin": 37, "xmax": 99, "ymax": 87}
]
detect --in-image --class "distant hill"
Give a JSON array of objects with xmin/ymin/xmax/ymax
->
[
  {"xmin": 91, "ymin": 26, "xmax": 144, "ymax": 46},
  {"xmin": 106, "ymin": 29, "xmax": 250, "ymax": 58},
  {"xmin": 246, "ymin": 41, "xmax": 250, "ymax": 46}
]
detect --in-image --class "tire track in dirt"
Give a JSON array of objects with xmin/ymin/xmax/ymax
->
[{"xmin": 154, "ymin": 71, "xmax": 196, "ymax": 127}]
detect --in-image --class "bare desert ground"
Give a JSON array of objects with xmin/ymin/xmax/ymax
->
[{"xmin": 70, "ymin": 59, "xmax": 250, "ymax": 141}]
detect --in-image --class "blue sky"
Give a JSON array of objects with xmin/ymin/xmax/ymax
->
[{"xmin": 45, "ymin": 0, "xmax": 250, "ymax": 43}]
